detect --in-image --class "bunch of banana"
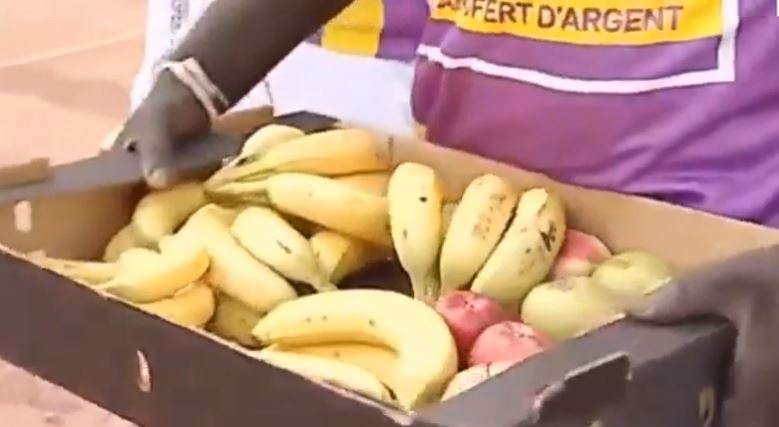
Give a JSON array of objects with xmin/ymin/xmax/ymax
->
[
  {"xmin": 231, "ymin": 207, "xmax": 335, "ymax": 292},
  {"xmin": 131, "ymin": 182, "xmax": 208, "ymax": 246},
  {"xmin": 252, "ymin": 289, "xmax": 458, "ymax": 410},
  {"xmin": 206, "ymin": 127, "xmax": 389, "ymax": 185},
  {"xmin": 309, "ymin": 230, "xmax": 390, "ymax": 285},
  {"xmin": 387, "ymin": 162, "xmax": 445, "ymax": 305},
  {"xmin": 97, "ymin": 234, "xmax": 210, "ymax": 303},
  {"xmin": 251, "ymin": 349, "xmax": 395, "ymax": 405},
  {"xmin": 470, "ymin": 187, "xmax": 567, "ymax": 306},
  {"xmin": 439, "ymin": 174, "xmax": 518, "ymax": 293},
  {"xmin": 207, "ymin": 293, "xmax": 264, "ymax": 347},
  {"xmin": 175, "ymin": 204, "xmax": 298, "ymax": 313}
]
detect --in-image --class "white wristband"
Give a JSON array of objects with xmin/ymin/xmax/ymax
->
[{"xmin": 161, "ymin": 58, "xmax": 230, "ymax": 122}]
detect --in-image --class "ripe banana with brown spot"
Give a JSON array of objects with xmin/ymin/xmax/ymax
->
[
  {"xmin": 97, "ymin": 235, "xmax": 210, "ymax": 303},
  {"xmin": 309, "ymin": 230, "xmax": 390, "ymax": 285},
  {"xmin": 252, "ymin": 349, "xmax": 394, "ymax": 404},
  {"xmin": 135, "ymin": 282, "xmax": 216, "ymax": 328},
  {"xmin": 132, "ymin": 182, "xmax": 207, "ymax": 245},
  {"xmin": 272, "ymin": 343, "xmax": 402, "ymax": 400},
  {"xmin": 388, "ymin": 162, "xmax": 445, "ymax": 305},
  {"xmin": 176, "ymin": 205, "xmax": 297, "ymax": 313},
  {"xmin": 471, "ymin": 188, "xmax": 567, "ymax": 306},
  {"xmin": 252, "ymin": 289, "xmax": 458, "ymax": 410},
  {"xmin": 231, "ymin": 207, "xmax": 334, "ymax": 292},
  {"xmin": 208, "ymin": 293, "xmax": 264, "ymax": 347},
  {"xmin": 439, "ymin": 174, "xmax": 518, "ymax": 293}
]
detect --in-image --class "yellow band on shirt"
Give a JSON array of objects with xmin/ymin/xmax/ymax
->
[
  {"xmin": 431, "ymin": 0, "xmax": 723, "ymax": 46},
  {"xmin": 321, "ymin": 0, "xmax": 385, "ymax": 57}
]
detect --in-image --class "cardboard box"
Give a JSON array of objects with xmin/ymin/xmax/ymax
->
[{"xmin": 0, "ymin": 112, "xmax": 777, "ymax": 427}]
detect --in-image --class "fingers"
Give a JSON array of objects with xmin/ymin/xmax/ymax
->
[{"xmin": 115, "ymin": 115, "xmax": 180, "ymax": 190}]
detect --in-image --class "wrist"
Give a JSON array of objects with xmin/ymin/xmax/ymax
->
[{"xmin": 151, "ymin": 70, "xmax": 211, "ymax": 140}]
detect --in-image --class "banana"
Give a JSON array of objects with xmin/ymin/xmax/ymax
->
[
  {"xmin": 97, "ymin": 234, "xmax": 210, "ymax": 303},
  {"xmin": 272, "ymin": 343, "xmax": 403, "ymax": 399},
  {"xmin": 132, "ymin": 182, "xmax": 207, "ymax": 245},
  {"xmin": 260, "ymin": 173, "xmax": 392, "ymax": 247},
  {"xmin": 387, "ymin": 163, "xmax": 445, "ymax": 305},
  {"xmin": 252, "ymin": 349, "xmax": 394, "ymax": 404},
  {"xmin": 27, "ymin": 255, "xmax": 117, "ymax": 286},
  {"xmin": 135, "ymin": 282, "xmax": 216, "ymax": 328},
  {"xmin": 231, "ymin": 207, "xmax": 334, "ymax": 292},
  {"xmin": 240, "ymin": 124, "xmax": 306, "ymax": 158},
  {"xmin": 440, "ymin": 202, "xmax": 458, "ymax": 236},
  {"xmin": 334, "ymin": 172, "xmax": 391, "ymax": 196},
  {"xmin": 309, "ymin": 230, "xmax": 389, "ymax": 285},
  {"xmin": 252, "ymin": 289, "xmax": 458, "ymax": 410},
  {"xmin": 208, "ymin": 125, "xmax": 307, "ymax": 190},
  {"xmin": 103, "ymin": 223, "xmax": 150, "ymax": 262},
  {"xmin": 208, "ymin": 293, "xmax": 264, "ymax": 347},
  {"xmin": 177, "ymin": 204, "xmax": 298, "ymax": 313},
  {"xmin": 471, "ymin": 188, "xmax": 567, "ymax": 306},
  {"xmin": 439, "ymin": 174, "xmax": 518, "ymax": 293}
]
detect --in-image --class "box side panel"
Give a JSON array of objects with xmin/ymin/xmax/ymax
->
[
  {"xmin": 0, "ymin": 253, "xmax": 439, "ymax": 427},
  {"xmin": 423, "ymin": 320, "xmax": 734, "ymax": 427},
  {"xmin": 0, "ymin": 185, "xmax": 139, "ymax": 259}
]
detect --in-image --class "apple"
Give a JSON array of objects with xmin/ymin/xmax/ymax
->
[
  {"xmin": 468, "ymin": 321, "xmax": 552, "ymax": 367},
  {"xmin": 435, "ymin": 291, "xmax": 516, "ymax": 365},
  {"xmin": 440, "ymin": 361, "xmax": 517, "ymax": 401},
  {"xmin": 549, "ymin": 229, "xmax": 612, "ymax": 279}
]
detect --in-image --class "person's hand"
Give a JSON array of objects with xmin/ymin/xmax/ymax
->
[
  {"xmin": 630, "ymin": 245, "xmax": 779, "ymax": 427},
  {"xmin": 113, "ymin": 70, "xmax": 211, "ymax": 188}
]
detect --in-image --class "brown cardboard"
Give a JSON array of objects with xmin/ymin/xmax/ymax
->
[{"xmin": 0, "ymin": 112, "xmax": 776, "ymax": 427}]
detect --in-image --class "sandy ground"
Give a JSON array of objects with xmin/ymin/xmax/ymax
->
[{"xmin": 0, "ymin": 0, "xmax": 145, "ymax": 425}]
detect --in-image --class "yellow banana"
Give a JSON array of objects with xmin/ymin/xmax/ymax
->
[
  {"xmin": 97, "ymin": 235, "xmax": 210, "ymax": 303},
  {"xmin": 207, "ymin": 125, "xmax": 306, "ymax": 189},
  {"xmin": 177, "ymin": 205, "xmax": 297, "ymax": 313},
  {"xmin": 439, "ymin": 174, "xmax": 518, "ymax": 293},
  {"xmin": 27, "ymin": 255, "xmax": 117, "ymax": 286},
  {"xmin": 252, "ymin": 349, "xmax": 394, "ymax": 404},
  {"xmin": 260, "ymin": 173, "xmax": 392, "ymax": 247},
  {"xmin": 240, "ymin": 124, "xmax": 306, "ymax": 158},
  {"xmin": 252, "ymin": 289, "xmax": 458, "ymax": 410},
  {"xmin": 207, "ymin": 293, "xmax": 264, "ymax": 347},
  {"xmin": 334, "ymin": 172, "xmax": 391, "ymax": 196},
  {"xmin": 471, "ymin": 188, "xmax": 567, "ymax": 306},
  {"xmin": 387, "ymin": 163, "xmax": 445, "ymax": 305},
  {"xmin": 309, "ymin": 230, "xmax": 389, "ymax": 285},
  {"xmin": 103, "ymin": 223, "xmax": 149, "ymax": 262},
  {"xmin": 273, "ymin": 343, "xmax": 403, "ymax": 400},
  {"xmin": 231, "ymin": 207, "xmax": 335, "ymax": 292},
  {"xmin": 135, "ymin": 282, "xmax": 216, "ymax": 328},
  {"xmin": 132, "ymin": 182, "xmax": 207, "ymax": 245},
  {"xmin": 440, "ymin": 202, "xmax": 458, "ymax": 237}
]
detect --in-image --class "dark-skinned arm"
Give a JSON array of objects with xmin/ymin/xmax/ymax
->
[
  {"xmin": 171, "ymin": 0, "xmax": 354, "ymax": 107},
  {"xmin": 118, "ymin": 0, "xmax": 354, "ymax": 188}
]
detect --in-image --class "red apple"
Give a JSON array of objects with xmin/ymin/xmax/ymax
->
[
  {"xmin": 435, "ymin": 291, "xmax": 516, "ymax": 365},
  {"xmin": 468, "ymin": 321, "xmax": 553, "ymax": 367},
  {"xmin": 550, "ymin": 230, "xmax": 612, "ymax": 279}
]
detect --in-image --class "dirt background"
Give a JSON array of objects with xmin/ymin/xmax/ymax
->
[{"xmin": 0, "ymin": 0, "xmax": 145, "ymax": 425}]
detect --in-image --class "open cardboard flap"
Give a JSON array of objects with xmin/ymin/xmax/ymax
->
[{"xmin": 0, "ymin": 112, "xmax": 776, "ymax": 427}]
